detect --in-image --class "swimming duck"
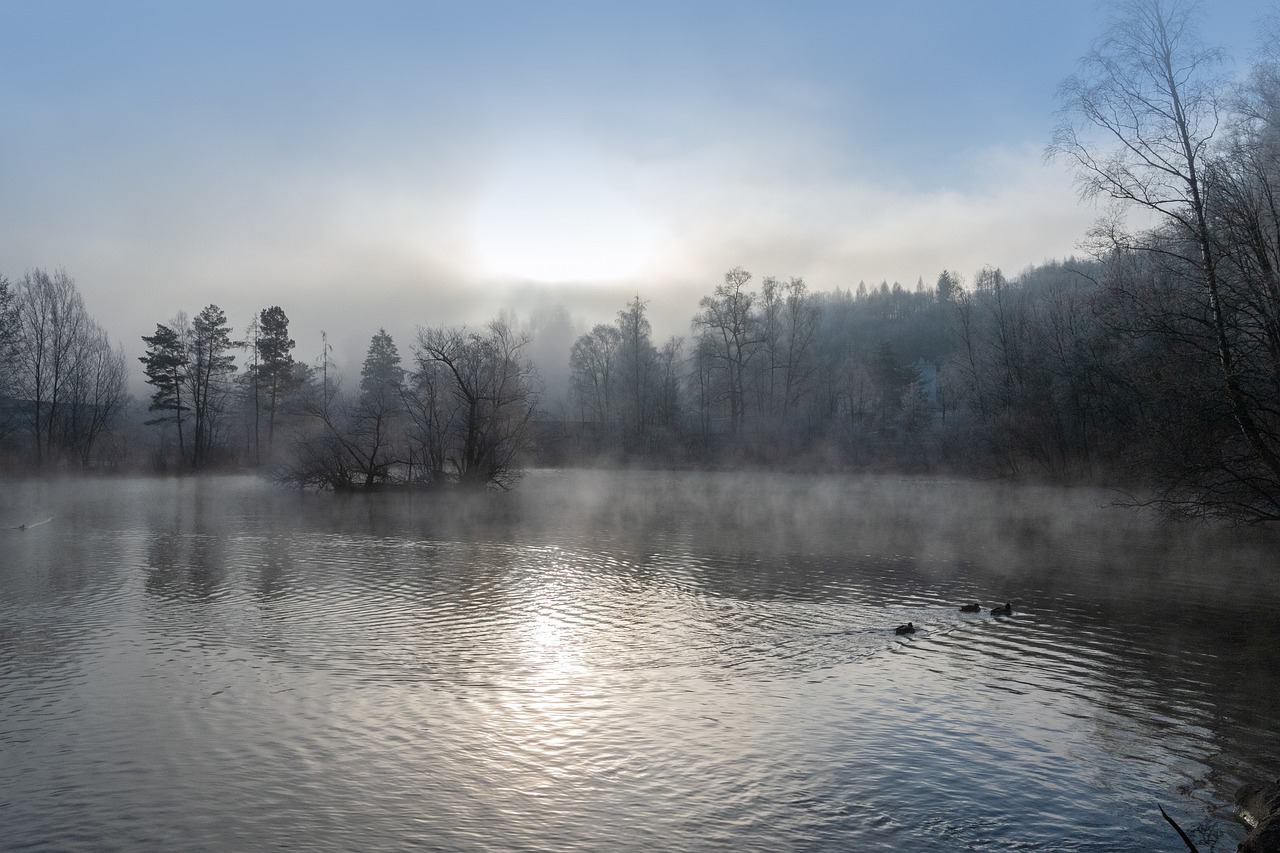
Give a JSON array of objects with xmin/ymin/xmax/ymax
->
[
  {"xmin": 895, "ymin": 622, "xmax": 916, "ymax": 635},
  {"xmin": 959, "ymin": 602, "xmax": 981, "ymax": 613},
  {"xmin": 991, "ymin": 602, "xmax": 1013, "ymax": 617}
]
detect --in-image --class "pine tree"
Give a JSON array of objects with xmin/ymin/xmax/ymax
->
[
  {"xmin": 140, "ymin": 324, "xmax": 189, "ymax": 459},
  {"xmin": 187, "ymin": 305, "xmax": 238, "ymax": 468},
  {"xmin": 361, "ymin": 328, "xmax": 404, "ymax": 398},
  {"xmin": 257, "ymin": 306, "xmax": 297, "ymax": 450}
]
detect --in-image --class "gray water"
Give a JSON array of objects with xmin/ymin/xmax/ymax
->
[{"xmin": 2, "ymin": 470, "xmax": 1277, "ymax": 851}]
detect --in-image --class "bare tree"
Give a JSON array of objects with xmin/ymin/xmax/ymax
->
[
  {"xmin": 655, "ymin": 335, "xmax": 685, "ymax": 440},
  {"xmin": 14, "ymin": 269, "xmax": 81, "ymax": 464},
  {"xmin": 756, "ymin": 276, "xmax": 786, "ymax": 418},
  {"xmin": 781, "ymin": 276, "xmax": 821, "ymax": 416},
  {"xmin": 692, "ymin": 266, "xmax": 761, "ymax": 438},
  {"xmin": 10, "ymin": 269, "xmax": 126, "ymax": 467},
  {"xmin": 1050, "ymin": 0, "xmax": 1280, "ymax": 517},
  {"xmin": 67, "ymin": 329, "xmax": 128, "ymax": 465},
  {"xmin": 569, "ymin": 323, "xmax": 622, "ymax": 423},
  {"xmin": 685, "ymin": 332, "xmax": 720, "ymax": 455},
  {"xmin": 0, "ymin": 275, "xmax": 19, "ymax": 445},
  {"xmin": 284, "ymin": 329, "xmax": 406, "ymax": 489},
  {"xmin": 411, "ymin": 320, "xmax": 540, "ymax": 489}
]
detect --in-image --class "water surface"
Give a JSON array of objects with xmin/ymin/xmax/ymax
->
[{"xmin": 2, "ymin": 471, "xmax": 1277, "ymax": 851}]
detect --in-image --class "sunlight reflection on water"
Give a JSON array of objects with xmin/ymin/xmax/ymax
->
[{"xmin": 1, "ymin": 471, "xmax": 1277, "ymax": 851}]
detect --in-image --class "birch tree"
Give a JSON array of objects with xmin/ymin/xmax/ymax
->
[{"xmin": 1051, "ymin": 0, "xmax": 1280, "ymax": 518}]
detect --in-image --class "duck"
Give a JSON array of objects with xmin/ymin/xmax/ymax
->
[
  {"xmin": 895, "ymin": 622, "xmax": 916, "ymax": 635},
  {"xmin": 991, "ymin": 602, "xmax": 1013, "ymax": 617},
  {"xmin": 959, "ymin": 602, "xmax": 981, "ymax": 613}
]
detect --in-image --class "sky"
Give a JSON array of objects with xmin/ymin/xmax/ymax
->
[{"xmin": 0, "ymin": 0, "xmax": 1272, "ymax": 379}]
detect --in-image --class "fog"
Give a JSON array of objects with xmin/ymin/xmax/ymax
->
[
  {"xmin": 8, "ymin": 466, "xmax": 1277, "ymax": 604},
  {"xmin": 23, "ymin": 468, "xmax": 1249, "ymax": 602},
  {"xmin": 6, "ymin": 3, "xmax": 1280, "ymax": 848},
  {"xmin": 6, "ymin": 2, "xmax": 1263, "ymax": 381}
]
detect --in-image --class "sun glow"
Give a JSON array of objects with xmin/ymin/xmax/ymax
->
[{"xmin": 469, "ymin": 142, "xmax": 662, "ymax": 283}]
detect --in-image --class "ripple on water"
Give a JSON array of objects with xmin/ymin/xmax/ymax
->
[{"xmin": 1, "ymin": 473, "xmax": 1273, "ymax": 851}]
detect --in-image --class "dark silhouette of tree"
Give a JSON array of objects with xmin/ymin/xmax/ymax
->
[
  {"xmin": 285, "ymin": 328, "xmax": 406, "ymax": 489},
  {"xmin": 0, "ymin": 275, "xmax": 18, "ymax": 445},
  {"xmin": 185, "ymin": 305, "xmax": 239, "ymax": 469},
  {"xmin": 411, "ymin": 320, "xmax": 539, "ymax": 489},
  {"xmin": 1051, "ymin": 0, "xmax": 1280, "ymax": 518},
  {"xmin": 256, "ymin": 306, "xmax": 298, "ymax": 453},
  {"xmin": 13, "ymin": 269, "xmax": 82, "ymax": 465},
  {"xmin": 141, "ymin": 324, "xmax": 190, "ymax": 462},
  {"xmin": 11, "ymin": 269, "xmax": 127, "ymax": 467},
  {"xmin": 343, "ymin": 328, "xmax": 406, "ymax": 487}
]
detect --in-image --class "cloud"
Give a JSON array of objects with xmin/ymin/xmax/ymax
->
[
  {"xmin": 2, "ymin": 3, "xmax": 1133, "ymax": 377},
  {"xmin": 620, "ymin": 139, "xmax": 1096, "ymax": 292}
]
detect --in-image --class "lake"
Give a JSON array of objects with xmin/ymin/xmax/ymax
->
[{"xmin": 2, "ymin": 470, "xmax": 1278, "ymax": 851}]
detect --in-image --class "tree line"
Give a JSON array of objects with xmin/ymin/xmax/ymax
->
[
  {"xmin": 1047, "ymin": 0, "xmax": 1280, "ymax": 520},
  {"xmin": 0, "ymin": 270, "xmax": 129, "ymax": 468},
  {"xmin": 131, "ymin": 303, "xmax": 542, "ymax": 490},
  {"xmin": 283, "ymin": 321, "xmax": 540, "ymax": 491},
  {"xmin": 3, "ymin": 0, "xmax": 1278, "ymax": 519}
]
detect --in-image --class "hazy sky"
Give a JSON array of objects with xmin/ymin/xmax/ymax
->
[{"xmin": 0, "ymin": 0, "xmax": 1271, "ymax": 372}]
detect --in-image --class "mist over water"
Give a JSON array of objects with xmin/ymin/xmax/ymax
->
[{"xmin": 2, "ymin": 471, "xmax": 1277, "ymax": 851}]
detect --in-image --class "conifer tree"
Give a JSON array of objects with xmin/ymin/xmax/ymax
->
[{"xmin": 140, "ymin": 324, "xmax": 190, "ymax": 459}]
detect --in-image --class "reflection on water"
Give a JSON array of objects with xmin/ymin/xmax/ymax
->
[{"xmin": 1, "ymin": 471, "xmax": 1277, "ymax": 851}]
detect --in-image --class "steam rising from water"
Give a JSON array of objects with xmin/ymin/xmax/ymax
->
[{"xmin": 1, "ymin": 471, "xmax": 1276, "ymax": 851}]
